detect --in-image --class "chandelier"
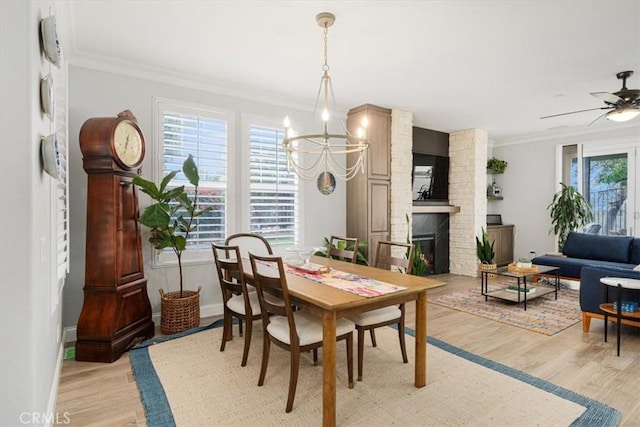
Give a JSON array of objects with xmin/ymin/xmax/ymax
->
[{"xmin": 282, "ymin": 12, "xmax": 369, "ymax": 182}]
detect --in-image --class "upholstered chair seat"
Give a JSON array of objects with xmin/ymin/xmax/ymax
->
[
  {"xmin": 349, "ymin": 306, "xmax": 401, "ymax": 327},
  {"xmin": 267, "ymin": 311, "xmax": 355, "ymax": 346}
]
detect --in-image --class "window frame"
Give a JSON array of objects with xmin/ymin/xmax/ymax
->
[
  {"xmin": 152, "ymin": 97, "xmax": 235, "ymax": 267},
  {"xmin": 240, "ymin": 114, "xmax": 302, "ymax": 250}
]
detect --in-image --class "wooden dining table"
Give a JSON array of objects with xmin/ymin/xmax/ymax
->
[{"xmin": 247, "ymin": 255, "xmax": 445, "ymax": 427}]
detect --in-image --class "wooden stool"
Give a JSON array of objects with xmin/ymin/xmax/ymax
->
[{"xmin": 599, "ymin": 277, "xmax": 640, "ymax": 356}]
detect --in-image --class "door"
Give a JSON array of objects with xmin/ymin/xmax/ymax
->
[{"xmin": 581, "ymin": 144, "xmax": 638, "ymax": 237}]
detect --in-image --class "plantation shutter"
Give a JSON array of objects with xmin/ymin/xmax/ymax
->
[
  {"xmin": 248, "ymin": 125, "xmax": 299, "ymax": 247},
  {"xmin": 162, "ymin": 110, "xmax": 228, "ymax": 250}
]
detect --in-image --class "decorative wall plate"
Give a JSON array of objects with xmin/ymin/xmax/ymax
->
[
  {"xmin": 41, "ymin": 133, "xmax": 61, "ymax": 179},
  {"xmin": 317, "ymin": 171, "xmax": 336, "ymax": 195},
  {"xmin": 40, "ymin": 15, "xmax": 61, "ymax": 66},
  {"xmin": 40, "ymin": 74, "xmax": 54, "ymax": 120}
]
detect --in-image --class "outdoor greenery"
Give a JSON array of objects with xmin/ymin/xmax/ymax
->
[
  {"xmin": 596, "ymin": 158, "xmax": 627, "ymax": 185},
  {"xmin": 475, "ymin": 227, "xmax": 495, "ymax": 264},
  {"xmin": 132, "ymin": 155, "xmax": 212, "ymax": 296},
  {"xmin": 548, "ymin": 182, "xmax": 593, "ymax": 251}
]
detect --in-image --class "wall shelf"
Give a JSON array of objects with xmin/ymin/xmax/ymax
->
[{"xmin": 487, "ymin": 196, "xmax": 503, "ymax": 201}]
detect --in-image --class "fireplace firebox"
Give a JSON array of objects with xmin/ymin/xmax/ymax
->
[{"xmin": 412, "ymin": 213, "xmax": 449, "ymax": 275}]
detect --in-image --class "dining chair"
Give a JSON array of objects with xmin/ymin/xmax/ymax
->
[
  {"xmin": 225, "ymin": 232, "xmax": 273, "ymax": 259},
  {"xmin": 327, "ymin": 235, "xmax": 359, "ymax": 264},
  {"xmin": 348, "ymin": 240, "xmax": 414, "ymax": 381},
  {"xmin": 224, "ymin": 233, "xmax": 273, "ymax": 334},
  {"xmin": 248, "ymin": 252, "xmax": 355, "ymax": 413},
  {"xmin": 212, "ymin": 243, "xmax": 262, "ymax": 367}
]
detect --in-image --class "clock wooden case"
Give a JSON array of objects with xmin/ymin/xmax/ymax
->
[{"xmin": 76, "ymin": 110, "xmax": 154, "ymax": 363}]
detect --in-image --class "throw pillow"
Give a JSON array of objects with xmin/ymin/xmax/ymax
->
[{"xmin": 634, "ymin": 264, "xmax": 640, "ymax": 271}]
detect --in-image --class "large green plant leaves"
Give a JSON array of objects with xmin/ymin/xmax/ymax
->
[{"xmin": 548, "ymin": 183, "xmax": 592, "ymax": 250}]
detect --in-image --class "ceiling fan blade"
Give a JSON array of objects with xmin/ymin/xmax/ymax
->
[
  {"xmin": 588, "ymin": 111, "xmax": 608, "ymax": 126},
  {"xmin": 540, "ymin": 106, "xmax": 611, "ymax": 119},
  {"xmin": 590, "ymin": 92, "xmax": 623, "ymax": 104}
]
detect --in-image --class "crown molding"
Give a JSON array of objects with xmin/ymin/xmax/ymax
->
[
  {"xmin": 490, "ymin": 121, "xmax": 640, "ymax": 147},
  {"xmin": 68, "ymin": 49, "xmax": 320, "ymax": 113}
]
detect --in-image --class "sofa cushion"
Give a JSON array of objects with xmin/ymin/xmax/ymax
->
[
  {"xmin": 630, "ymin": 238, "xmax": 640, "ymax": 264},
  {"xmin": 531, "ymin": 255, "xmax": 636, "ymax": 279},
  {"xmin": 562, "ymin": 232, "xmax": 633, "ymax": 263},
  {"xmin": 579, "ymin": 265, "xmax": 640, "ymax": 314}
]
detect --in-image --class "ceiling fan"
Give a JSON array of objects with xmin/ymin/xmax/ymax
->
[{"xmin": 541, "ymin": 70, "xmax": 640, "ymax": 124}]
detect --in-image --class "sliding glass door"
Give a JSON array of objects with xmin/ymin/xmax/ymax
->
[{"xmin": 563, "ymin": 143, "xmax": 638, "ymax": 237}]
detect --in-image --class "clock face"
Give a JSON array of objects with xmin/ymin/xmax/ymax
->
[{"xmin": 113, "ymin": 121, "xmax": 143, "ymax": 167}]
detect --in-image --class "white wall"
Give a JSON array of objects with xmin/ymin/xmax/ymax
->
[
  {"xmin": 0, "ymin": 1, "xmax": 65, "ymax": 425},
  {"xmin": 64, "ymin": 66, "xmax": 346, "ymax": 331},
  {"xmin": 491, "ymin": 125, "xmax": 640, "ymax": 260}
]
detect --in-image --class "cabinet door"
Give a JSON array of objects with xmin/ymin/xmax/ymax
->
[{"xmin": 487, "ymin": 225, "xmax": 514, "ymax": 266}]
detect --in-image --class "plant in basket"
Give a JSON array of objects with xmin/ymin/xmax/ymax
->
[
  {"xmin": 476, "ymin": 227, "xmax": 496, "ymax": 277},
  {"xmin": 133, "ymin": 155, "xmax": 212, "ymax": 334}
]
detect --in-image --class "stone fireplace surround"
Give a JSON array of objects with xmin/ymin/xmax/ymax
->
[{"xmin": 389, "ymin": 110, "xmax": 487, "ymax": 277}]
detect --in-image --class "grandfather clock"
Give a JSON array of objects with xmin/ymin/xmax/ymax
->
[{"xmin": 76, "ymin": 110, "xmax": 154, "ymax": 363}]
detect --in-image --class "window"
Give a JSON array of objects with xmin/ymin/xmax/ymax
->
[
  {"xmin": 248, "ymin": 124, "xmax": 299, "ymax": 247},
  {"xmin": 155, "ymin": 100, "xmax": 232, "ymax": 265},
  {"xmin": 153, "ymin": 101, "xmax": 301, "ymax": 266}
]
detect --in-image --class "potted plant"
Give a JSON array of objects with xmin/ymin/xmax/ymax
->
[
  {"xmin": 486, "ymin": 157, "xmax": 508, "ymax": 174},
  {"xmin": 548, "ymin": 182, "xmax": 593, "ymax": 251},
  {"xmin": 313, "ymin": 237, "xmax": 369, "ymax": 265},
  {"xmin": 476, "ymin": 227, "xmax": 496, "ymax": 276},
  {"xmin": 132, "ymin": 155, "xmax": 212, "ymax": 334},
  {"xmin": 516, "ymin": 257, "xmax": 532, "ymax": 269}
]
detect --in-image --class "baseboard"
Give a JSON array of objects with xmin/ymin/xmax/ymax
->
[
  {"xmin": 64, "ymin": 302, "xmax": 224, "ymax": 344},
  {"xmin": 47, "ymin": 330, "xmax": 67, "ymax": 427}
]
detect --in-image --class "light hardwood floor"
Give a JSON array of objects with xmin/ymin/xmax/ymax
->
[{"xmin": 56, "ymin": 274, "xmax": 640, "ymax": 426}]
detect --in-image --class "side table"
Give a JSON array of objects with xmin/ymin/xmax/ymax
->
[{"xmin": 599, "ymin": 277, "xmax": 640, "ymax": 356}]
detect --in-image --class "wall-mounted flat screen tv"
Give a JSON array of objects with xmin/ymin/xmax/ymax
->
[{"xmin": 412, "ymin": 153, "xmax": 449, "ymax": 202}]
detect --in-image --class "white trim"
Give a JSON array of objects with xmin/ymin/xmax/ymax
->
[
  {"xmin": 492, "ymin": 122, "xmax": 640, "ymax": 147},
  {"xmin": 47, "ymin": 331, "xmax": 66, "ymax": 427}
]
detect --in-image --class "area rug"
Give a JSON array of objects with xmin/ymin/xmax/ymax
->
[
  {"xmin": 130, "ymin": 322, "xmax": 620, "ymax": 426},
  {"xmin": 428, "ymin": 285, "xmax": 583, "ymax": 335}
]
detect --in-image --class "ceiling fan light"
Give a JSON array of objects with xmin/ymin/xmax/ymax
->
[{"xmin": 605, "ymin": 106, "xmax": 640, "ymax": 122}]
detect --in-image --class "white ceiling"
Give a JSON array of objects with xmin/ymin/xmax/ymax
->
[{"xmin": 57, "ymin": 0, "xmax": 640, "ymax": 143}]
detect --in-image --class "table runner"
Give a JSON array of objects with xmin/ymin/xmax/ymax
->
[{"xmin": 285, "ymin": 263, "xmax": 406, "ymax": 297}]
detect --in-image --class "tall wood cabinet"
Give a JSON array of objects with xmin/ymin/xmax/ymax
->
[
  {"xmin": 487, "ymin": 224, "xmax": 514, "ymax": 267},
  {"xmin": 346, "ymin": 104, "xmax": 391, "ymax": 265}
]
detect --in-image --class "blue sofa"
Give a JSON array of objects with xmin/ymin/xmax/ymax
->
[{"xmin": 531, "ymin": 232, "xmax": 640, "ymax": 331}]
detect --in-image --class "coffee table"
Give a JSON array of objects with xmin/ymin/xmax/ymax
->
[{"xmin": 480, "ymin": 264, "xmax": 560, "ymax": 310}]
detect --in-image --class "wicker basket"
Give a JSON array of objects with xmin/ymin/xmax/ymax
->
[
  {"xmin": 478, "ymin": 263, "xmax": 497, "ymax": 279},
  {"xmin": 159, "ymin": 286, "xmax": 201, "ymax": 335}
]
